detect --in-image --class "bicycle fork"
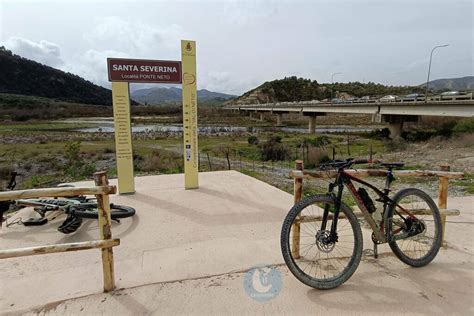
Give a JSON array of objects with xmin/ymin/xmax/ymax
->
[{"xmin": 320, "ymin": 176, "xmax": 344, "ymax": 243}]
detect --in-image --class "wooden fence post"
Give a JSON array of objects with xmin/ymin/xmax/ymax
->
[
  {"xmin": 438, "ymin": 165, "xmax": 450, "ymax": 248},
  {"xmin": 292, "ymin": 160, "xmax": 304, "ymax": 259},
  {"xmin": 94, "ymin": 171, "xmax": 116, "ymax": 292}
]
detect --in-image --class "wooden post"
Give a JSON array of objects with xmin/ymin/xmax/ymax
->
[
  {"xmin": 438, "ymin": 165, "xmax": 450, "ymax": 248},
  {"xmin": 292, "ymin": 160, "xmax": 304, "ymax": 259},
  {"xmin": 94, "ymin": 171, "xmax": 116, "ymax": 292}
]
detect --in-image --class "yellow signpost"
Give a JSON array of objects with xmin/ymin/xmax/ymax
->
[
  {"xmin": 181, "ymin": 40, "xmax": 199, "ymax": 189},
  {"xmin": 107, "ymin": 40, "xmax": 199, "ymax": 192},
  {"xmin": 111, "ymin": 82, "xmax": 135, "ymax": 194}
]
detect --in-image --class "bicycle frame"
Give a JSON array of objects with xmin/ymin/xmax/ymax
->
[{"xmin": 323, "ymin": 168, "xmax": 415, "ymax": 244}]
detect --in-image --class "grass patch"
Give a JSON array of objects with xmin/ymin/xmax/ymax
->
[{"xmin": 451, "ymin": 172, "xmax": 474, "ymax": 194}]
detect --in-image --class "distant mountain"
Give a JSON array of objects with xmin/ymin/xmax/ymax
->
[
  {"xmin": 0, "ymin": 47, "xmax": 114, "ymax": 105},
  {"xmin": 131, "ymin": 87, "xmax": 236, "ymax": 104},
  {"xmin": 420, "ymin": 76, "xmax": 474, "ymax": 92}
]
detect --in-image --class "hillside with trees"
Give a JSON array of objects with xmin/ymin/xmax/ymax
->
[
  {"xmin": 230, "ymin": 76, "xmax": 425, "ymax": 104},
  {"xmin": 0, "ymin": 47, "xmax": 112, "ymax": 105}
]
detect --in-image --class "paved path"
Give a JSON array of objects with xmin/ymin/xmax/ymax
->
[{"xmin": 0, "ymin": 172, "xmax": 472, "ymax": 315}]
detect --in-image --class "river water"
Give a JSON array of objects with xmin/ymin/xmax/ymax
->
[{"xmin": 70, "ymin": 120, "xmax": 376, "ymax": 134}]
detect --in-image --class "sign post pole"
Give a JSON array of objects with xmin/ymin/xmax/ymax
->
[
  {"xmin": 111, "ymin": 81, "xmax": 135, "ymax": 194},
  {"xmin": 181, "ymin": 40, "xmax": 199, "ymax": 189}
]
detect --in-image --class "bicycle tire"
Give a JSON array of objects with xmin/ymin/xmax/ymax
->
[
  {"xmin": 387, "ymin": 188, "xmax": 442, "ymax": 267},
  {"xmin": 281, "ymin": 194, "xmax": 363, "ymax": 290},
  {"xmin": 73, "ymin": 203, "xmax": 136, "ymax": 219}
]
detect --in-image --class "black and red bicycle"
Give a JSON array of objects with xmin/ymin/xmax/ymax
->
[{"xmin": 281, "ymin": 158, "xmax": 442, "ymax": 289}]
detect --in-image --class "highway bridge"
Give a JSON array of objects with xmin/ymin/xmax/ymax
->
[{"xmin": 225, "ymin": 97, "xmax": 474, "ymax": 137}]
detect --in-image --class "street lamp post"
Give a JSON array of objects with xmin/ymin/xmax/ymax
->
[
  {"xmin": 331, "ymin": 72, "xmax": 342, "ymax": 100},
  {"xmin": 426, "ymin": 44, "xmax": 449, "ymax": 97}
]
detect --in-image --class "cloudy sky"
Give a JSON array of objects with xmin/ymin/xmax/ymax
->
[{"xmin": 1, "ymin": 0, "xmax": 472, "ymax": 95}]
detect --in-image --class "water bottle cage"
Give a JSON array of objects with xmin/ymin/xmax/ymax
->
[{"xmin": 357, "ymin": 187, "xmax": 377, "ymax": 214}]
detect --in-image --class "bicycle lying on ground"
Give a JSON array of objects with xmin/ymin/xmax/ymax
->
[
  {"xmin": 0, "ymin": 172, "xmax": 135, "ymax": 234},
  {"xmin": 281, "ymin": 158, "xmax": 442, "ymax": 289}
]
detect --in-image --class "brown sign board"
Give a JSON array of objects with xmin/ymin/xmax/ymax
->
[{"xmin": 107, "ymin": 58, "xmax": 182, "ymax": 84}]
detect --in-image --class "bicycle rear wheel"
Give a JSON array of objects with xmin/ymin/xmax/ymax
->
[
  {"xmin": 73, "ymin": 203, "xmax": 136, "ymax": 219},
  {"xmin": 281, "ymin": 195, "xmax": 363, "ymax": 289},
  {"xmin": 387, "ymin": 188, "xmax": 442, "ymax": 267}
]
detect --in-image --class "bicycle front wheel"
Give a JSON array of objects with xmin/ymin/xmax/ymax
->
[
  {"xmin": 281, "ymin": 195, "xmax": 363, "ymax": 289},
  {"xmin": 387, "ymin": 188, "xmax": 442, "ymax": 267},
  {"xmin": 73, "ymin": 203, "xmax": 136, "ymax": 219}
]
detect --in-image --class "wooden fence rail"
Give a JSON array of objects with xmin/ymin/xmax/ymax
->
[
  {"xmin": 0, "ymin": 171, "xmax": 118, "ymax": 292},
  {"xmin": 290, "ymin": 161, "xmax": 463, "ymax": 258}
]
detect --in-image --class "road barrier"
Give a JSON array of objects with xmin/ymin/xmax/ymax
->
[{"xmin": 0, "ymin": 171, "xmax": 118, "ymax": 292}]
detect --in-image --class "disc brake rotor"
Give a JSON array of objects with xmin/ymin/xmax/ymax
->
[{"xmin": 315, "ymin": 230, "xmax": 336, "ymax": 253}]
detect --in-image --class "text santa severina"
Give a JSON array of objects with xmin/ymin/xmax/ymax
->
[{"xmin": 112, "ymin": 64, "xmax": 178, "ymax": 73}]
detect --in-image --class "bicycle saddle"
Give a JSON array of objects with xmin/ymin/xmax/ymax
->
[{"xmin": 380, "ymin": 162, "xmax": 404, "ymax": 168}]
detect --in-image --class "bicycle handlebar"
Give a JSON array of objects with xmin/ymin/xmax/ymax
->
[{"xmin": 319, "ymin": 158, "xmax": 373, "ymax": 171}]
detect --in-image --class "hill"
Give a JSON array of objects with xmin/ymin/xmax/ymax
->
[
  {"xmin": 229, "ymin": 76, "xmax": 425, "ymax": 105},
  {"xmin": 230, "ymin": 77, "xmax": 329, "ymax": 105},
  {"xmin": 0, "ymin": 47, "xmax": 112, "ymax": 105},
  {"xmin": 131, "ymin": 87, "xmax": 235, "ymax": 105},
  {"xmin": 420, "ymin": 76, "xmax": 474, "ymax": 92}
]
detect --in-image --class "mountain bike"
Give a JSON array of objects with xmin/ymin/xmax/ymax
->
[
  {"xmin": 0, "ymin": 172, "xmax": 135, "ymax": 234},
  {"xmin": 281, "ymin": 158, "xmax": 442, "ymax": 289}
]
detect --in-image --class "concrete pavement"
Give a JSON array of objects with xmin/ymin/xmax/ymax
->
[{"xmin": 0, "ymin": 172, "xmax": 472, "ymax": 315}]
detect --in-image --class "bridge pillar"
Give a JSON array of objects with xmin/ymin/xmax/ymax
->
[
  {"xmin": 381, "ymin": 115, "xmax": 419, "ymax": 139},
  {"xmin": 303, "ymin": 112, "xmax": 325, "ymax": 134},
  {"xmin": 308, "ymin": 115, "xmax": 316, "ymax": 133},
  {"xmin": 249, "ymin": 111, "xmax": 253, "ymax": 119},
  {"xmin": 276, "ymin": 113, "xmax": 283, "ymax": 126},
  {"xmin": 388, "ymin": 122, "xmax": 404, "ymax": 139},
  {"xmin": 259, "ymin": 113, "xmax": 265, "ymax": 121}
]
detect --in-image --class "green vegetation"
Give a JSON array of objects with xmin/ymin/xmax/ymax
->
[
  {"xmin": 452, "ymin": 173, "xmax": 474, "ymax": 194},
  {"xmin": 0, "ymin": 47, "xmax": 113, "ymax": 105},
  {"xmin": 232, "ymin": 76, "xmax": 425, "ymax": 104},
  {"xmin": 260, "ymin": 136, "xmax": 289, "ymax": 161},
  {"xmin": 326, "ymin": 81, "xmax": 424, "ymax": 98},
  {"xmin": 453, "ymin": 118, "xmax": 474, "ymax": 133},
  {"xmin": 63, "ymin": 141, "xmax": 96, "ymax": 180},
  {"xmin": 247, "ymin": 135, "xmax": 259, "ymax": 145}
]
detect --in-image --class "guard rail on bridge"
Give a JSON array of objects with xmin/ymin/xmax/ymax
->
[{"xmin": 227, "ymin": 95, "xmax": 474, "ymax": 136}]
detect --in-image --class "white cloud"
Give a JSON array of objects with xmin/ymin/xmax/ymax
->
[
  {"xmin": 200, "ymin": 70, "xmax": 258, "ymax": 95},
  {"xmin": 62, "ymin": 16, "xmax": 190, "ymax": 88},
  {"xmin": 2, "ymin": 37, "xmax": 64, "ymax": 67},
  {"xmin": 63, "ymin": 49, "xmax": 130, "ymax": 88},
  {"xmin": 83, "ymin": 16, "xmax": 186, "ymax": 59}
]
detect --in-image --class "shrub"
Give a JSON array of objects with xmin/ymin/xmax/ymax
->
[
  {"xmin": 63, "ymin": 141, "xmax": 96, "ymax": 179},
  {"xmin": 248, "ymin": 135, "xmax": 259, "ymax": 145},
  {"xmin": 306, "ymin": 147, "xmax": 330, "ymax": 168},
  {"xmin": 303, "ymin": 136, "xmax": 331, "ymax": 148},
  {"xmin": 260, "ymin": 137, "xmax": 289, "ymax": 161},
  {"xmin": 368, "ymin": 128, "xmax": 390, "ymax": 139},
  {"xmin": 141, "ymin": 149, "xmax": 183, "ymax": 173},
  {"xmin": 453, "ymin": 118, "xmax": 474, "ymax": 133}
]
